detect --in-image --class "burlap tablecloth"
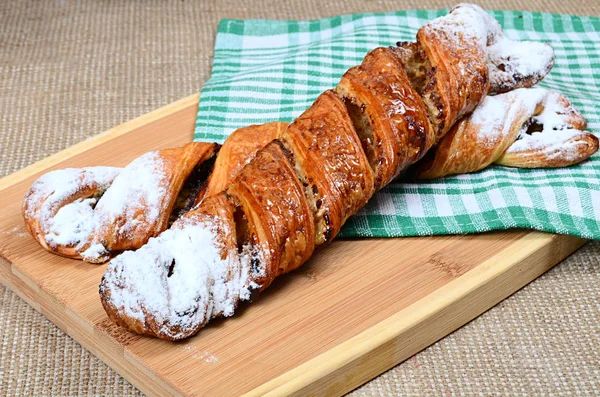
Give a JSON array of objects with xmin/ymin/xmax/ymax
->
[{"xmin": 1, "ymin": 1, "xmax": 598, "ymax": 395}]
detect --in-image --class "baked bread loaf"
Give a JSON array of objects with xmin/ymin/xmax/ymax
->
[{"xmin": 97, "ymin": 4, "xmax": 564, "ymax": 340}]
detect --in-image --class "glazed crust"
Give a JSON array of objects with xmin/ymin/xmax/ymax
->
[
  {"xmin": 282, "ymin": 90, "xmax": 375, "ymax": 244},
  {"xmin": 416, "ymin": 14, "xmax": 490, "ymax": 139},
  {"xmin": 227, "ymin": 141, "xmax": 316, "ymax": 284},
  {"xmin": 336, "ymin": 47, "xmax": 434, "ymax": 190}
]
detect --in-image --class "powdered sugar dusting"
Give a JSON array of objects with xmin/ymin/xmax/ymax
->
[
  {"xmin": 469, "ymin": 95, "xmax": 511, "ymax": 145},
  {"xmin": 81, "ymin": 242, "xmax": 109, "ymax": 261},
  {"xmin": 102, "ymin": 215, "xmax": 258, "ymax": 339},
  {"xmin": 23, "ymin": 167, "xmax": 121, "ymax": 249},
  {"xmin": 456, "ymin": 87, "xmax": 592, "ymax": 166},
  {"xmin": 94, "ymin": 152, "xmax": 167, "ymax": 230},
  {"xmin": 425, "ymin": 4, "xmax": 554, "ymax": 93},
  {"xmin": 45, "ymin": 198, "xmax": 97, "ymax": 248},
  {"xmin": 487, "ymin": 39, "xmax": 554, "ymax": 92},
  {"xmin": 180, "ymin": 345, "xmax": 219, "ymax": 363},
  {"xmin": 468, "ymin": 88, "xmax": 545, "ymax": 146},
  {"xmin": 506, "ymin": 129, "xmax": 585, "ymax": 161},
  {"xmin": 536, "ymin": 91, "xmax": 575, "ymax": 130},
  {"xmin": 1, "ymin": 225, "xmax": 28, "ymax": 238},
  {"xmin": 83, "ymin": 152, "xmax": 168, "ymax": 261},
  {"xmin": 488, "ymin": 40, "xmax": 553, "ymax": 79},
  {"xmin": 426, "ymin": 4, "xmax": 501, "ymax": 48},
  {"xmin": 505, "ymin": 90, "xmax": 591, "ymax": 162},
  {"xmin": 24, "ymin": 151, "xmax": 172, "ymax": 261}
]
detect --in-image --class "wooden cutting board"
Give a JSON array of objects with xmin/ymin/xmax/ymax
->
[{"xmin": 0, "ymin": 94, "xmax": 585, "ymax": 397}]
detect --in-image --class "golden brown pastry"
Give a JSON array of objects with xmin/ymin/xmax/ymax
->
[
  {"xmin": 99, "ymin": 4, "xmax": 560, "ymax": 340},
  {"xmin": 22, "ymin": 142, "xmax": 218, "ymax": 262},
  {"xmin": 413, "ymin": 88, "xmax": 599, "ymax": 179}
]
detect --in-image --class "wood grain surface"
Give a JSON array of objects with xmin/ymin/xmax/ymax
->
[{"xmin": 0, "ymin": 95, "xmax": 585, "ymax": 396}]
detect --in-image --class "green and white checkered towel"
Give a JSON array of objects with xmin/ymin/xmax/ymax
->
[{"xmin": 194, "ymin": 9, "xmax": 600, "ymax": 240}]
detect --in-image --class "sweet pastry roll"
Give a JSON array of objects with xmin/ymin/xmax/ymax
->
[
  {"xmin": 98, "ymin": 4, "xmax": 562, "ymax": 340},
  {"xmin": 22, "ymin": 4, "xmax": 587, "ymax": 340}
]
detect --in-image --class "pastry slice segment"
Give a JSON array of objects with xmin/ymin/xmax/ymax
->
[
  {"xmin": 227, "ymin": 140, "xmax": 316, "ymax": 288},
  {"xmin": 281, "ymin": 90, "xmax": 375, "ymax": 245}
]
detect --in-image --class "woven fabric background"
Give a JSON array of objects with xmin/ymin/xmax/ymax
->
[
  {"xmin": 0, "ymin": 1, "xmax": 598, "ymax": 396},
  {"xmin": 194, "ymin": 10, "xmax": 600, "ymax": 240}
]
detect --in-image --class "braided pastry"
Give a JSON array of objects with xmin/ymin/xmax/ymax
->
[
  {"xmin": 96, "ymin": 4, "xmax": 563, "ymax": 340},
  {"xmin": 27, "ymin": 87, "xmax": 593, "ymax": 262}
]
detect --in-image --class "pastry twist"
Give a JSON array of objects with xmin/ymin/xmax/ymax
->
[
  {"xmin": 23, "ymin": 4, "xmax": 558, "ymax": 265},
  {"xmin": 96, "ymin": 4, "xmax": 564, "ymax": 340},
  {"xmin": 25, "ymin": 87, "xmax": 595, "ymax": 265}
]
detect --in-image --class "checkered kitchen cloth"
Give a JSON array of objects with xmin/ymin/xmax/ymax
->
[{"xmin": 194, "ymin": 9, "xmax": 600, "ymax": 239}]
